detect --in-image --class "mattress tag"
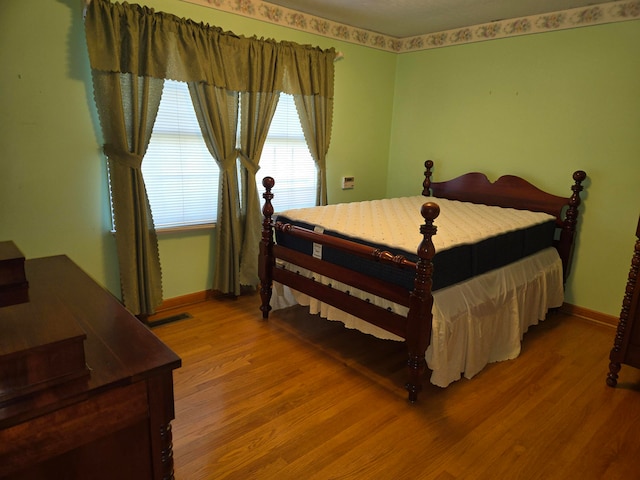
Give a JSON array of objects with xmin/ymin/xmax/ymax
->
[{"xmin": 313, "ymin": 226, "xmax": 324, "ymax": 259}]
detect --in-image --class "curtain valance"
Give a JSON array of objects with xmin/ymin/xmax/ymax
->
[{"xmin": 84, "ymin": 0, "xmax": 336, "ymax": 97}]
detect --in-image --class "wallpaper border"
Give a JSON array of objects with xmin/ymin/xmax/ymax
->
[{"xmin": 181, "ymin": 0, "xmax": 640, "ymax": 53}]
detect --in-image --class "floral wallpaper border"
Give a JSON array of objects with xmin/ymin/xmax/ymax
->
[{"xmin": 181, "ymin": 0, "xmax": 640, "ymax": 53}]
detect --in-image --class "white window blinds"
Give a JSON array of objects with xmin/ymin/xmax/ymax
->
[
  {"xmin": 142, "ymin": 81, "xmax": 219, "ymax": 229},
  {"xmin": 257, "ymin": 94, "xmax": 317, "ymax": 211},
  {"xmin": 139, "ymin": 82, "xmax": 317, "ymax": 231}
]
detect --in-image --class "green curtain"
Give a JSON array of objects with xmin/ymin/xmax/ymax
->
[
  {"xmin": 90, "ymin": 70, "xmax": 164, "ymax": 316},
  {"xmin": 294, "ymin": 94, "xmax": 333, "ymax": 206},
  {"xmin": 187, "ymin": 83, "xmax": 242, "ymax": 294},
  {"xmin": 286, "ymin": 45, "xmax": 336, "ymax": 206},
  {"xmin": 84, "ymin": 0, "xmax": 336, "ymax": 299},
  {"xmin": 238, "ymin": 91, "xmax": 281, "ymax": 287}
]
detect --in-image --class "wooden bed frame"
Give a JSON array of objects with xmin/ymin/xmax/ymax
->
[{"xmin": 258, "ymin": 160, "xmax": 587, "ymax": 402}]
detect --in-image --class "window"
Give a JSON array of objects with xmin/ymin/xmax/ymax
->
[
  {"xmin": 256, "ymin": 95, "xmax": 317, "ymax": 211},
  {"xmin": 140, "ymin": 81, "xmax": 317, "ymax": 230},
  {"xmin": 142, "ymin": 81, "xmax": 219, "ymax": 229}
]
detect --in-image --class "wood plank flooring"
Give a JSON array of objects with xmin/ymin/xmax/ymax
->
[{"xmin": 151, "ymin": 294, "xmax": 640, "ymax": 479}]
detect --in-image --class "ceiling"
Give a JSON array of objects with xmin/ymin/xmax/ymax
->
[{"xmin": 263, "ymin": 0, "xmax": 616, "ymax": 38}]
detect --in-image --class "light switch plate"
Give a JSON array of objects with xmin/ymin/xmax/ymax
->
[{"xmin": 342, "ymin": 176, "xmax": 355, "ymax": 189}]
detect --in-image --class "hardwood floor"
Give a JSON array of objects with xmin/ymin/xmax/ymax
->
[{"xmin": 151, "ymin": 294, "xmax": 640, "ymax": 479}]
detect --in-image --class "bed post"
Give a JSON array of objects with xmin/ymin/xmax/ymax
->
[
  {"xmin": 557, "ymin": 170, "xmax": 587, "ymax": 282},
  {"xmin": 259, "ymin": 177, "xmax": 276, "ymax": 319},
  {"xmin": 422, "ymin": 160, "xmax": 434, "ymax": 196},
  {"xmin": 405, "ymin": 202, "xmax": 440, "ymax": 403}
]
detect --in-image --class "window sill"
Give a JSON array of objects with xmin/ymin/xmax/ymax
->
[
  {"xmin": 110, "ymin": 223, "xmax": 216, "ymax": 236},
  {"xmin": 156, "ymin": 223, "xmax": 216, "ymax": 235}
]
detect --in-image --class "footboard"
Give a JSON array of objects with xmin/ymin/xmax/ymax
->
[{"xmin": 259, "ymin": 176, "xmax": 440, "ymax": 402}]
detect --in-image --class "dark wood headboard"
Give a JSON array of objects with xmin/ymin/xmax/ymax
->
[{"xmin": 421, "ymin": 159, "xmax": 587, "ymax": 282}]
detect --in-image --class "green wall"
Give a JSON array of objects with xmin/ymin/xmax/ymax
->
[
  {"xmin": 1, "ymin": 0, "xmax": 637, "ymax": 317},
  {"xmin": 389, "ymin": 21, "xmax": 640, "ymax": 315},
  {"xmin": 0, "ymin": 0, "xmax": 120, "ymax": 292}
]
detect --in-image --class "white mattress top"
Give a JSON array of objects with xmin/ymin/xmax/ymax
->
[{"xmin": 276, "ymin": 196, "xmax": 555, "ymax": 254}]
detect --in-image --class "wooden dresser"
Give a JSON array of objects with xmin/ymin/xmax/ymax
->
[
  {"xmin": 0, "ymin": 254, "xmax": 181, "ymax": 479},
  {"xmin": 607, "ymin": 216, "xmax": 640, "ymax": 386}
]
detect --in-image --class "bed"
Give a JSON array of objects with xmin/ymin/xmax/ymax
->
[{"xmin": 258, "ymin": 160, "xmax": 587, "ymax": 402}]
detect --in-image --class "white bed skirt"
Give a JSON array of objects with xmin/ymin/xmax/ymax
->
[{"xmin": 270, "ymin": 247, "xmax": 564, "ymax": 387}]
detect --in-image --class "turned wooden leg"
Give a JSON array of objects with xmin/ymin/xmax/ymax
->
[
  {"xmin": 259, "ymin": 282, "xmax": 272, "ymax": 319},
  {"xmin": 606, "ymin": 362, "xmax": 620, "ymax": 387},
  {"xmin": 146, "ymin": 374, "xmax": 178, "ymax": 480},
  {"xmin": 158, "ymin": 423, "xmax": 175, "ymax": 480},
  {"xmin": 405, "ymin": 354, "xmax": 425, "ymax": 403}
]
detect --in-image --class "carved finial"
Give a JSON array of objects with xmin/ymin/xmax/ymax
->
[
  {"xmin": 569, "ymin": 171, "xmax": 587, "ymax": 205},
  {"xmin": 418, "ymin": 201, "xmax": 440, "ymax": 268},
  {"xmin": 417, "ymin": 201, "xmax": 439, "ymax": 271},
  {"xmin": 423, "ymin": 160, "xmax": 434, "ymax": 196},
  {"xmin": 262, "ymin": 177, "xmax": 275, "ymax": 220},
  {"xmin": 567, "ymin": 170, "xmax": 586, "ymax": 215},
  {"xmin": 573, "ymin": 170, "xmax": 587, "ymax": 184},
  {"xmin": 421, "ymin": 201, "xmax": 440, "ymax": 222},
  {"xmin": 262, "ymin": 176, "xmax": 275, "ymax": 191}
]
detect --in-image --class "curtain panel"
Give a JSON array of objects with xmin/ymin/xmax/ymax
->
[
  {"xmin": 84, "ymin": 0, "xmax": 336, "ymax": 303},
  {"xmin": 237, "ymin": 91, "xmax": 280, "ymax": 287},
  {"xmin": 187, "ymin": 83, "xmax": 243, "ymax": 294},
  {"xmin": 92, "ymin": 71, "xmax": 164, "ymax": 316}
]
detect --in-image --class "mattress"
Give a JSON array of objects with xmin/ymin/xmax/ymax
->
[{"xmin": 275, "ymin": 196, "xmax": 557, "ymax": 291}]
